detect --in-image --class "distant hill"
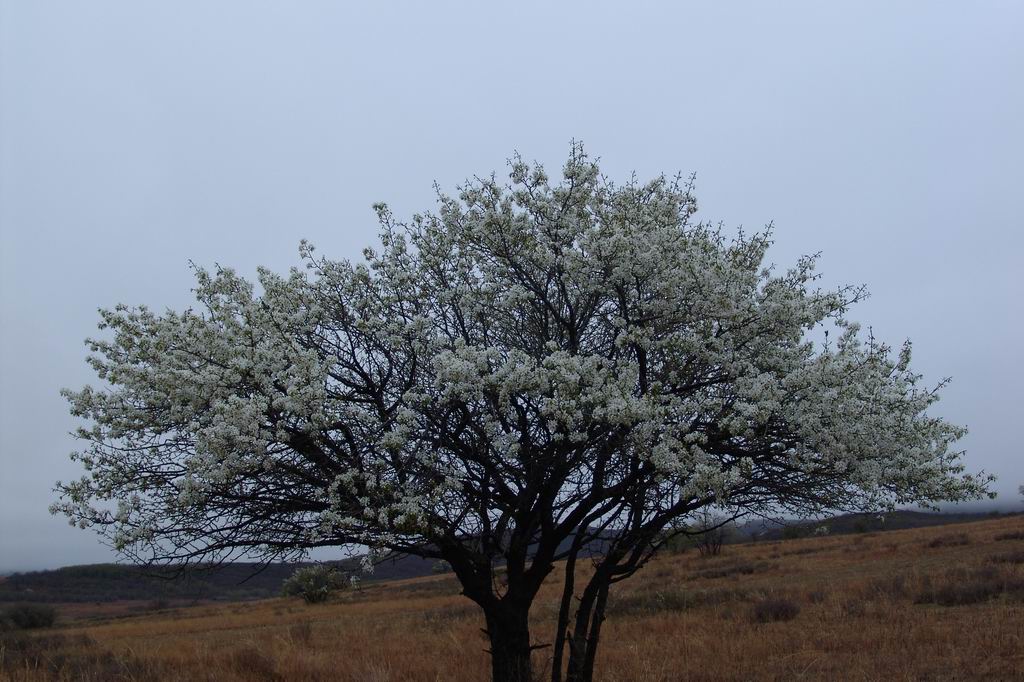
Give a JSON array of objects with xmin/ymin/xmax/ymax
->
[
  {"xmin": 3, "ymin": 510, "xmax": 1011, "ymax": 605},
  {"xmin": 0, "ymin": 553, "xmax": 439, "ymax": 605},
  {"xmin": 737, "ymin": 509, "xmax": 1012, "ymax": 541}
]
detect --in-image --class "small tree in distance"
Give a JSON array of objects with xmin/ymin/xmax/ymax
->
[
  {"xmin": 54, "ymin": 144, "xmax": 992, "ymax": 682},
  {"xmin": 690, "ymin": 510, "xmax": 732, "ymax": 556},
  {"xmin": 281, "ymin": 564, "xmax": 349, "ymax": 604}
]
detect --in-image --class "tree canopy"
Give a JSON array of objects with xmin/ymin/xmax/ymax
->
[{"xmin": 55, "ymin": 145, "xmax": 991, "ymax": 681}]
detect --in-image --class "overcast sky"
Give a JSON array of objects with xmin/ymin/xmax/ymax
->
[{"xmin": 1, "ymin": 2, "xmax": 1021, "ymax": 573}]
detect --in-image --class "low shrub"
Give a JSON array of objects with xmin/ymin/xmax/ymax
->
[
  {"xmin": 840, "ymin": 598, "xmax": 867, "ymax": 618},
  {"xmin": 0, "ymin": 631, "xmax": 159, "ymax": 679},
  {"xmin": 926, "ymin": 533, "xmax": 970, "ymax": 549},
  {"xmin": 683, "ymin": 512, "xmax": 740, "ymax": 556},
  {"xmin": 784, "ymin": 545, "xmax": 824, "ymax": 557},
  {"xmin": 288, "ymin": 621, "xmax": 313, "ymax": 646},
  {"xmin": 421, "ymin": 603, "xmax": 479, "ymax": 624},
  {"xmin": 1, "ymin": 603, "xmax": 57, "ymax": 629},
  {"xmin": 751, "ymin": 597, "xmax": 800, "ymax": 623},
  {"xmin": 690, "ymin": 560, "xmax": 774, "ymax": 580},
  {"xmin": 864, "ymin": 574, "xmax": 909, "ymax": 600},
  {"xmin": 607, "ymin": 587, "xmax": 750, "ymax": 617},
  {"xmin": 224, "ymin": 644, "xmax": 281, "ymax": 681},
  {"xmin": 782, "ymin": 525, "xmax": 811, "ymax": 540},
  {"xmin": 281, "ymin": 565, "xmax": 348, "ymax": 604},
  {"xmin": 994, "ymin": 531, "xmax": 1024, "ymax": 542},
  {"xmin": 988, "ymin": 551, "xmax": 1024, "ymax": 565},
  {"xmin": 391, "ymin": 575, "xmax": 462, "ymax": 597},
  {"xmin": 148, "ymin": 598, "xmax": 170, "ymax": 611},
  {"xmin": 607, "ymin": 590, "xmax": 695, "ymax": 616},
  {"xmin": 915, "ymin": 566, "xmax": 1024, "ymax": 606},
  {"xmin": 806, "ymin": 589, "xmax": 828, "ymax": 604}
]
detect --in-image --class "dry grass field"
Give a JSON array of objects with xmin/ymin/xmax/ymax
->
[{"xmin": 3, "ymin": 515, "xmax": 1024, "ymax": 681}]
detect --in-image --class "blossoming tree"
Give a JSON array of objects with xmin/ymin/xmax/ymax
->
[{"xmin": 55, "ymin": 145, "xmax": 991, "ymax": 682}]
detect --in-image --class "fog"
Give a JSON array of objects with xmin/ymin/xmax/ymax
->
[{"xmin": 1, "ymin": 2, "xmax": 1021, "ymax": 573}]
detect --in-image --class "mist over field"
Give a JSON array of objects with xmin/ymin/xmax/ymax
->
[
  {"xmin": 2, "ymin": 5, "xmax": 1023, "ymax": 681},
  {"xmin": 0, "ymin": 0, "xmax": 1021, "ymax": 607}
]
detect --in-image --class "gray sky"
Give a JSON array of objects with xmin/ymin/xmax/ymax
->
[{"xmin": 1, "ymin": 2, "xmax": 1021, "ymax": 573}]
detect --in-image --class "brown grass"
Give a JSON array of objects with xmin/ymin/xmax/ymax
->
[
  {"xmin": 995, "ymin": 530, "xmax": 1024, "ymax": 542},
  {"xmin": 3, "ymin": 516, "xmax": 1024, "ymax": 681},
  {"xmin": 925, "ymin": 532, "xmax": 971, "ymax": 548}
]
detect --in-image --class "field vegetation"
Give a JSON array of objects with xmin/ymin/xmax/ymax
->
[{"xmin": 3, "ymin": 515, "xmax": 1023, "ymax": 681}]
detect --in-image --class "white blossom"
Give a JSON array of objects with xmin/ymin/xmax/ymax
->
[{"xmin": 54, "ymin": 144, "xmax": 990, "ymax": 578}]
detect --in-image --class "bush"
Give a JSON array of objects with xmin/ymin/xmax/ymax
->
[
  {"xmin": 751, "ymin": 597, "xmax": 800, "ymax": 623},
  {"xmin": 148, "ymin": 598, "xmax": 170, "ymax": 611},
  {"xmin": 281, "ymin": 565, "xmax": 348, "ymax": 604},
  {"xmin": 926, "ymin": 533, "xmax": 970, "ymax": 548},
  {"xmin": 915, "ymin": 566, "xmax": 1024, "ymax": 606},
  {"xmin": 288, "ymin": 621, "xmax": 313, "ymax": 646},
  {"xmin": 840, "ymin": 598, "xmax": 867, "ymax": 618},
  {"xmin": 660, "ymin": 532, "xmax": 690, "ymax": 554},
  {"xmin": 690, "ymin": 560, "xmax": 774, "ymax": 580},
  {"xmin": 606, "ymin": 587, "xmax": 750, "ymax": 617},
  {"xmin": 784, "ymin": 545, "xmax": 823, "ymax": 557},
  {"xmin": 609, "ymin": 590, "xmax": 698, "ymax": 616},
  {"xmin": 0, "ymin": 631, "xmax": 167, "ymax": 679},
  {"xmin": 421, "ymin": 603, "xmax": 479, "ymax": 624},
  {"xmin": 994, "ymin": 531, "xmax": 1024, "ymax": 542},
  {"xmin": 223, "ymin": 644, "xmax": 281, "ymax": 681},
  {"xmin": 864, "ymin": 574, "xmax": 909, "ymax": 600},
  {"xmin": 1, "ymin": 603, "xmax": 57, "ymax": 629},
  {"xmin": 988, "ymin": 551, "xmax": 1024, "ymax": 565},
  {"xmin": 782, "ymin": 525, "xmax": 811, "ymax": 540},
  {"xmin": 686, "ymin": 511, "xmax": 738, "ymax": 556},
  {"xmin": 806, "ymin": 589, "xmax": 827, "ymax": 604}
]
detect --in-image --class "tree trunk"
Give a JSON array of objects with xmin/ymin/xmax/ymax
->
[
  {"xmin": 578, "ymin": 582, "xmax": 610, "ymax": 682},
  {"xmin": 565, "ymin": 582, "xmax": 597, "ymax": 682},
  {"xmin": 565, "ymin": 575, "xmax": 610, "ymax": 682},
  {"xmin": 550, "ymin": 548, "xmax": 579, "ymax": 682},
  {"xmin": 485, "ymin": 603, "xmax": 534, "ymax": 682}
]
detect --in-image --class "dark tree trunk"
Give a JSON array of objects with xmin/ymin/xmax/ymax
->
[
  {"xmin": 550, "ymin": 548, "xmax": 579, "ymax": 682},
  {"xmin": 578, "ymin": 582, "xmax": 610, "ymax": 682},
  {"xmin": 565, "ymin": 582, "xmax": 597, "ymax": 682},
  {"xmin": 565, "ymin": 574, "xmax": 611, "ymax": 682},
  {"xmin": 485, "ymin": 602, "xmax": 534, "ymax": 682}
]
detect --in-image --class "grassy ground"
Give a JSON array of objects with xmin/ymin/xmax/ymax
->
[{"xmin": 3, "ymin": 515, "xmax": 1024, "ymax": 681}]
